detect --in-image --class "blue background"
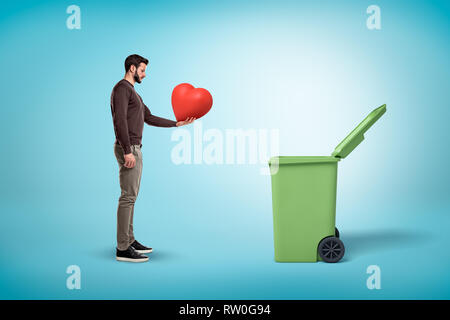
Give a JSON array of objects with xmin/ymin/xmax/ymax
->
[{"xmin": 0, "ymin": 0, "xmax": 449, "ymax": 299}]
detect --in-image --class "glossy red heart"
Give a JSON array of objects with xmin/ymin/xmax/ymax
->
[{"xmin": 171, "ymin": 83, "xmax": 213, "ymax": 121}]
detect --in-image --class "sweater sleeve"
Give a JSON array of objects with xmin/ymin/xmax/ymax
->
[
  {"xmin": 111, "ymin": 85, "xmax": 132, "ymax": 154},
  {"xmin": 143, "ymin": 102, "xmax": 177, "ymax": 128}
]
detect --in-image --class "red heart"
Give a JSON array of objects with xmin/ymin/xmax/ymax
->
[{"xmin": 171, "ymin": 83, "xmax": 213, "ymax": 121}]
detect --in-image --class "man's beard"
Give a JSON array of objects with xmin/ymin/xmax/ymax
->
[{"xmin": 133, "ymin": 71, "xmax": 141, "ymax": 83}]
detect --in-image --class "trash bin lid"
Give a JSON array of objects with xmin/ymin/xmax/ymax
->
[{"xmin": 332, "ymin": 104, "xmax": 386, "ymax": 159}]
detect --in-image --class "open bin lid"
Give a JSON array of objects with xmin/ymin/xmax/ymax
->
[{"xmin": 332, "ymin": 104, "xmax": 386, "ymax": 159}]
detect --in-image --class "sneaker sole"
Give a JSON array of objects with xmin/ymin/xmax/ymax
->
[
  {"xmin": 116, "ymin": 256, "xmax": 149, "ymax": 263},
  {"xmin": 135, "ymin": 249, "xmax": 153, "ymax": 254}
]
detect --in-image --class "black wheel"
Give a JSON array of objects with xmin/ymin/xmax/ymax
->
[
  {"xmin": 318, "ymin": 236, "xmax": 345, "ymax": 263},
  {"xmin": 335, "ymin": 227, "xmax": 340, "ymax": 238}
]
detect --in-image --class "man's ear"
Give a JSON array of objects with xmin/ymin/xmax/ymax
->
[{"xmin": 129, "ymin": 65, "xmax": 136, "ymax": 73}]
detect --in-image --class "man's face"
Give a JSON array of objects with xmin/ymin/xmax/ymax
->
[{"xmin": 133, "ymin": 63, "xmax": 147, "ymax": 83}]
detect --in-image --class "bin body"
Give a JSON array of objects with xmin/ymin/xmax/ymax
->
[{"xmin": 269, "ymin": 156, "xmax": 340, "ymax": 262}]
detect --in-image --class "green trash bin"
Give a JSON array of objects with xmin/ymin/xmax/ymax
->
[{"xmin": 268, "ymin": 104, "xmax": 386, "ymax": 263}]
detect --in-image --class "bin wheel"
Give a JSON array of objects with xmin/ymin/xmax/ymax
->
[
  {"xmin": 318, "ymin": 237, "xmax": 345, "ymax": 263},
  {"xmin": 335, "ymin": 227, "xmax": 340, "ymax": 238}
]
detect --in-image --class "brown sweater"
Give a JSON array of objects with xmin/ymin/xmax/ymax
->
[{"xmin": 110, "ymin": 79, "xmax": 177, "ymax": 154}]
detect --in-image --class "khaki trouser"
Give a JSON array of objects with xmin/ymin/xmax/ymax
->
[{"xmin": 114, "ymin": 143, "xmax": 143, "ymax": 250}]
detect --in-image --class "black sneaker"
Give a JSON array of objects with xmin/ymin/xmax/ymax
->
[
  {"xmin": 116, "ymin": 246, "xmax": 149, "ymax": 263},
  {"xmin": 130, "ymin": 240, "xmax": 153, "ymax": 254}
]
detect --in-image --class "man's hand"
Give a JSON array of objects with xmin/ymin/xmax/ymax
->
[
  {"xmin": 124, "ymin": 153, "xmax": 136, "ymax": 168},
  {"xmin": 176, "ymin": 117, "xmax": 196, "ymax": 127}
]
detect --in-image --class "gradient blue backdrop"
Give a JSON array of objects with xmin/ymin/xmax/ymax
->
[{"xmin": 0, "ymin": 0, "xmax": 449, "ymax": 299}]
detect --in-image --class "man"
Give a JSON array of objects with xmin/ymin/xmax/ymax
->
[{"xmin": 110, "ymin": 54, "xmax": 194, "ymax": 262}]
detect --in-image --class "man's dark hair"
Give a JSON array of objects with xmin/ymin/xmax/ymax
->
[{"xmin": 124, "ymin": 54, "xmax": 149, "ymax": 72}]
